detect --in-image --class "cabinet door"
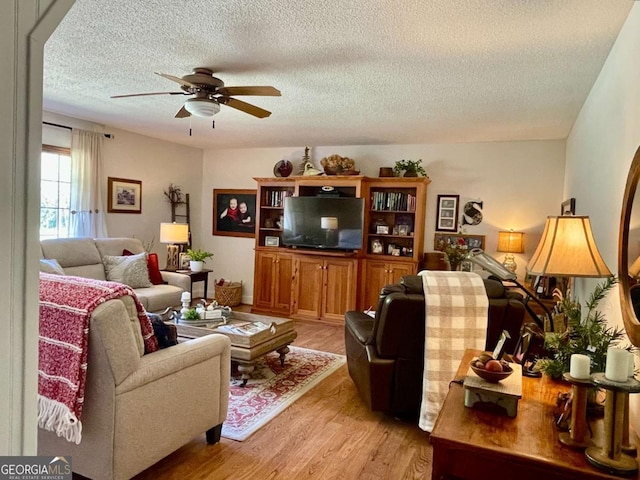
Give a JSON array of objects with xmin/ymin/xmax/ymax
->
[
  {"xmin": 387, "ymin": 261, "xmax": 416, "ymax": 284},
  {"xmin": 292, "ymin": 256, "xmax": 324, "ymax": 319},
  {"xmin": 361, "ymin": 259, "xmax": 391, "ymax": 311},
  {"xmin": 322, "ymin": 258, "xmax": 357, "ymax": 324},
  {"xmin": 273, "ymin": 253, "xmax": 293, "ymax": 313},
  {"xmin": 253, "ymin": 251, "xmax": 278, "ymax": 310}
]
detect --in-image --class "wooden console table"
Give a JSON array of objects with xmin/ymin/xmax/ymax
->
[{"xmin": 430, "ymin": 349, "xmax": 639, "ymax": 480}]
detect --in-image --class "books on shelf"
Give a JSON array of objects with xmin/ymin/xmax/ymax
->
[
  {"xmin": 266, "ymin": 190, "xmax": 291, "ymax": 207},
  {"xmin": 370, "ymin": 191, "xmax": 416, "ymax": 212},
  {"xmin": 217, "ymin": 321, "xmax": 275, "ymax": 336}
]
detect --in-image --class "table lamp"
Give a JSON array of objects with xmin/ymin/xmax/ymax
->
[
  {"xmin": 321, "ymin": 216, "xmax": 339, "ymax": 247},
  {"xmin": 497, "ymin": 230, "xmax": 524, "ymax": 273},
  {"xmin": 160, "ymin": 222, "xmax": 189, "ymax": 271},
  {"xmin": 526, "ymin": 216, "xmax": 611, "ymax": 284}
]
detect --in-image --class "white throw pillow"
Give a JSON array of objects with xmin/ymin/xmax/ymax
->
[
  {"xmin": 39, "ymin": 258, "xmax": 66, "ymax": 275},
  {"xmin": 103, "ymin": 253, "xmax": 152, "ymax": 288}
]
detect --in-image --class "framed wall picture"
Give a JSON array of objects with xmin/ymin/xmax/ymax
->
[
  {"xmin": 107, "ymin": 177, "xmax": 142, "ymax": 214},
  {"xmin": 213, "ymin": 189, "xmax": 257, "ymax": 238},
  {"xmin": 561, "ymin": 198, "xmax": 576, "ymax": 215},
  {"xmin": 434, "ymin": 233, "xmax": 486, "ymax": 251},
  {"xmin": 436, "ymin": 194, "xmax": 459, "ymax": 232}
]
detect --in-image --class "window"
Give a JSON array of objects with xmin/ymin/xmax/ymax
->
[{"xmin": 40, "ymin": 145, "xmax": 71, "ymax": 239}]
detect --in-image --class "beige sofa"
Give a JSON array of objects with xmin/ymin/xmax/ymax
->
[
  {"xmin": 40, "ymin": 237, "xmax": 189, "ymax": 312},
  {"xmin": 38, "ymin": 293, "xmax": 231, "ymax": 480}
]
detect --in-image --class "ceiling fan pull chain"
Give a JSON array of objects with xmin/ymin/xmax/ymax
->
[
  {"xmin": 212, "ymin": 120, "xmax": 215, "ymax": 129},
  {"xmin": 189, "ymin": 117, "xmax": 192, "ymax": 137}
]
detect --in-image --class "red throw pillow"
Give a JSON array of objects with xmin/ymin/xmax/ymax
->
[{"xmin": 122, "ymin": 249, "xmax": 165, "ymax": 285}]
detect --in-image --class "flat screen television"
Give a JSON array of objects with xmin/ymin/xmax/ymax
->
[{"xmin": 282, "ymin": 196, "xmax": 364, "ymax": 251}]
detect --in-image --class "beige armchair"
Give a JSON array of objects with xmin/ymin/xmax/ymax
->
[{"xmin": 38, "ymin": 295, "xmax": 231, "ymax": 480}]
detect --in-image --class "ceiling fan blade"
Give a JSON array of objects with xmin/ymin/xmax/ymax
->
[
  {"xmin": 111, "ymin": 91, "xmax": 187, "ymax": 98},
  {"xmin": 154, "ymin": 72, "xmax": 196, "ymax": 88},
  {"xmin": 217, "ymin": 86, "xmax": 281, "ymax": 97},
  {"xmin": 222, "ymin": 98, "xmax": 272, "ymax": 118},
  {"xmin": 175, "ymin": 105, "xmax": 191, "ymax": 118}
]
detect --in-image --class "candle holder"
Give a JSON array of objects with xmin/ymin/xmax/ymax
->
[
  {"xmin": 585, "ymin": 373, "xmax": 640, "ymax": 476},
  {"xmin": 558, "ymin": 373, "xmax": 593, "ymax": 449}
]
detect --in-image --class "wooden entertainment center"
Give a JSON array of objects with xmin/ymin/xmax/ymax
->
[{"xmin": 251, "ymin": 175, "xmax": 430, "ymax": 324}]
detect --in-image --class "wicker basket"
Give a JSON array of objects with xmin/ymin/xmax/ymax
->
[{"xmin": 214, "ymin": 281, "xmax": 242, "ymax": 307}]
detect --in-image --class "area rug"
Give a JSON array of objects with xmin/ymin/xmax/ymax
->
[{"xmin": 222, "ymin": 346, "xmax": 345, "ymax": 441}]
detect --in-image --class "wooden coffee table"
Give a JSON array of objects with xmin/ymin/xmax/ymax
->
[{"xmin": 174, "ymin": 311, "xmax": 297, "ymax": 386}]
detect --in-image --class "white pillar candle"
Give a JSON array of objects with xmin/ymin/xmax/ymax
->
[
  {"xmin": 181, "ymin": 291, "xmax": 191, "ymax": 302},
  {"xmin": 569, "ymin": 354, "xmax": 591, "ymax": 379},
  {"xmin": 629, "ymin": 351, "xmax": 636, "ymax": 378},
  {"xmin": 605, "ymin": 347, "xmax": 629, "ymax": 382}
]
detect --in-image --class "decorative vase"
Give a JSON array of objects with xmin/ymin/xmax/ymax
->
[{"xmin": 190, "ymin": 260, "xmax": 204, "ymax": 272}]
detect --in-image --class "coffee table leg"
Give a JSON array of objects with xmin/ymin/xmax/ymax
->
[
  {"xmin": 237, "ymin": 363, "xmax": 254, "ymax": 387},
  {"xmin": 277, "ymin": 345, "xmax": 290, "ymax": 367}
]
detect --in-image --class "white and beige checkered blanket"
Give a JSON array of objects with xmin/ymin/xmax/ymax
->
[{"xmin": 418, "ymin": 270, "xmax": 488, "ymax": 432}]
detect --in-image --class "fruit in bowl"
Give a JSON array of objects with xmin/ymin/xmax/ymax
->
[{"xmin": 470, "ymin": 353, "xmax": 514, "ymax": 383}]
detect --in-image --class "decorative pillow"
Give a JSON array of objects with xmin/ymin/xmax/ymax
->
[
  {"xmin": 103, "ymin": 253, "xmax": 152, "ymax": 288},
  {"xmin": 39, "ymin": 258, "xmax": 66, "ymax": 275},
  {"xmin": 122, "ymin": 249, "xmax": 165, "ymax": 285}
]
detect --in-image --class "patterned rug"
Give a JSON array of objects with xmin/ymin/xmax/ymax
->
[{"xmin": 222, "ymin": 346, "xmax": 345, "ymax": 441}]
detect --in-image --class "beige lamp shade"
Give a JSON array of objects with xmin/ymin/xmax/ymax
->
[
  {"xmin": 497, "ymin": 231, "xmax": 525, "ymax": 253},
  {"xmin": 160, "ymin": 222, "xmax": 189, "ymax": 244},
  {"xmin": 320, "ymin": 216, "xmax": 339, "ymax": 230},
  {"xmin": 526, "ymin": 216, "xmax": 611, "ymax": 277}
]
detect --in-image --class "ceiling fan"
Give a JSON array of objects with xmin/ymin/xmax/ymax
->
[{"xmin": 110, "ymin": 67, "xmax": 281, "ymax": 119}]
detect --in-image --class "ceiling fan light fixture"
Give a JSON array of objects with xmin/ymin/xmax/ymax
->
[{"xmin": 184, "ymin": 98, "xmax": 220, "ymax": 117}]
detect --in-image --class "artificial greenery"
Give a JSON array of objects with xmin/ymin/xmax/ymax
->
[
  {"xmin": 186, "ymin": 248, "xmax": 214, "ymax": 263},
  {"xmin": 537, "ymin": 276, "xmax": 629, "ymax": 379},
  {"xmin": 393, "ymin": 159, "xmax": 427, "ymax": 177},
  {"xmin": 183, "ymin": 308, "xmax": 200, "ymax": 321}
]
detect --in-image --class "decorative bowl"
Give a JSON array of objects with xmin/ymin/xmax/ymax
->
[{"xmin": 469, "ymin": 361, "xmax": 514, "ymax": 383}]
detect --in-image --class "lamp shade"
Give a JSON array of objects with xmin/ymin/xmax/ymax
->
[
  {"xmin": 320, "ymin": 216, "xmax": 339, "ymax": 230},
  {"xmin": 160, "ymin": 222, "xmax": 189, "ymax": 244},
  {"xmin": 497, "ymin": 231, "xmax": 524, "ymax": 253},
  {"xmin": 526, "ymin": 216, "xmax": 611, "ymax": 277}
]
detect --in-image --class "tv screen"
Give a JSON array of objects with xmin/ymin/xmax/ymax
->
[{"xmin": 283, "ymin": 197, "xmax": 364, "ymax": 250}]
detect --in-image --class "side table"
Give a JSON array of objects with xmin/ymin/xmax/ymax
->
[
  {"xmin": 172, "ymin": 268, "xmax": 213, "ymax": 301},
  {"xmin": 430, "ymin": 349, "xmax": 638, "ymax": 480}
]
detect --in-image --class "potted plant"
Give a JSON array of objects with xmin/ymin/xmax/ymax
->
[
  {"xmin": 393, "ymin": 159, "xmax": 427, "ymax": 177},
  {"xmin": 186, "ymin": 248, "xmax": 213, "ymax": 273},
  {"xmin": 537, "ymin": 276, "xmax": 627, "ymax": 380}
]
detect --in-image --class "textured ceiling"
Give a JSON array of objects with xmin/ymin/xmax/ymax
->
[{"xmin": 43, "ymin": 0, "xmax": 633, "ymax": 150}]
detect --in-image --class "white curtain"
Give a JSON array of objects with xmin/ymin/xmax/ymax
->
[{"xmin": 70, "ymin": 129, "xmax": 108, "ymax": 238}]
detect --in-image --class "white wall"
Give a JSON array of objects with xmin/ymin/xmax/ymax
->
[
  {"xmin": 43, "ymin": 111, "xmax": 204, "ymax": 268},
  {"xmin": 565, "ymin": 3, "xmax": 640, "ymax": 427},
  {"xmin": 203, "ymin": 141, "xmax": 565, "ymax": 303}
]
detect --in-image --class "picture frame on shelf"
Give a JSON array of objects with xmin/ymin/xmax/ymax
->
[
  {"xmin": 436, "ymin": 194, "xmax": 459, "ymax": 232},
  {"xmin": 265, "ymin": 236, "xmax": 280, "ymax": 247},
  {"xmin": 107, "ymin": 177, "xmax": 142, "ymax": 214},
  {"xmin": 213, "ymin": 189, "xmax": 257, "ymax": 238},
  {"xmin": 434, "ymin": 233, "xmax": 486, "ymax": 251},
  {"xmin": 561, "ymin": 197, "xmax": 576, "ymax": 215},
  {"xmin": 376, "ymin": 225, "xmax": 390, "ymax": 235},
  {"xmin": 371, "ymin": 238, "xmax": 384, "ymax": 254},
  {"xmin": 398, "ymin": 224, "xmax": 410, "ymax": 236}
]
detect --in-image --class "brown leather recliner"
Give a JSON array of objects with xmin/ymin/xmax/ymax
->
[{"xmin": 344, "ymin": 275, "xmax": 526, "ymax": 418}]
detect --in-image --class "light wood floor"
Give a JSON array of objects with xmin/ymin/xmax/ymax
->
[{"xmin": 131, "ymin": 309, "xmax": 433, "ymax": 480}]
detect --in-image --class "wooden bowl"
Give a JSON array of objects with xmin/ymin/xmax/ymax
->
[{"xmin": 469, "ymin": 361, "xmax": 514, "ymax": 383}]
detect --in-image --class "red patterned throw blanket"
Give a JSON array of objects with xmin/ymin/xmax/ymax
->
[{"xmin": 38, "ymin": 273, "xmax": 158, "ymax": 444}]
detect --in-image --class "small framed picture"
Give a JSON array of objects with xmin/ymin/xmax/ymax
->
[
  {"xmin": 265, "ymin": 236, "xmax": 280, "ymax": 247},
  {"xmin": 561, "ymin": 198, "xmax": 576, "ymax": 215},
  {"xmin": 398, "ymin": 224, "xmax": 410, "ymax": 236},
  {"xmin": 107, "ymin": 177, "xmax": 142, "ymax": 214},
  {"xmin": 371, "ymin": 239, "xmax": 384, "ymax": 254},
  {"xmin": 391, "ymin": 248, "xmax": 401, "ymax": 256},
  {"xmin": 436, "ymin": 194, "xmax": 460, "ymax": 232},
  {"xmin": 376, "ymin": 225, "xmax": 389, "ymax": 235},
  {"xmin": 179, "ymin": 253, "xmax": 191, "ymax": 269}
]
